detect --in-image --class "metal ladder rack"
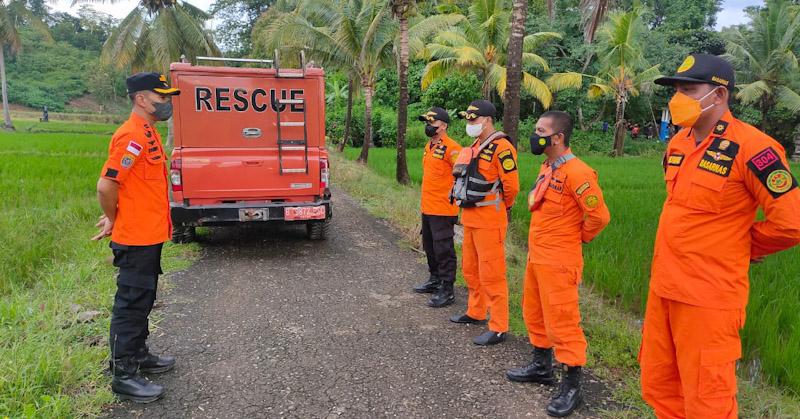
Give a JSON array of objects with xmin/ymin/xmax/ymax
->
[{"xmin": 275, "ymin": 98, "xmax": 308, "ymax": 175}]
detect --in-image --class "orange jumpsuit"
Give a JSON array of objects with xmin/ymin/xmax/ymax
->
[
  {"xmin": 524, "ymin": 151, "xmax": 610, "ymax": 366},
  {"xmin": 461, "ymin": 135, "xmax": 520, "ymax": 333},
  {"xmin": 100, "ymin": 112, "xmax": 172, "ymax": 245},
  {"xmin": 640, "ymin": 111, "xmax": 800, "ymax": 419},
  {"xmin": 421, "ymin": 133, "xmax": 461, "ymax": 216}
]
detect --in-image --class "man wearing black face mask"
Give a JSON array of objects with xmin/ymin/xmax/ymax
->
[
  {"xmin": 93, "ymin": 72, "xmax": 179, "ymax": 403},
  {"xmin": 507, "ymin": 111, "xmax": 609, "ymax": 417},
  {"xmin": 413, "ymin": 107, "xmax": 463, "ymax": 307}
]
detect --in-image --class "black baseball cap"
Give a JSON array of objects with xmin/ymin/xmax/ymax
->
[
  {"xmin": 418, "ymin": 107, "xmax": 450, "ymax": 124},
  {"xmin": 126, "ymin": 72, "xmax": 181, "ymax": 96},
  {"xmin": 654, "ymin": 54, "xmax": 735, "ymax": 91},
  {"xmin": 459, "ymin": 100, "xmax": 496, "ymax": 121}
]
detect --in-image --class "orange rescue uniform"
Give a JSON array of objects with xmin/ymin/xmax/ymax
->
[
  {"xmin": 641, "ymin": 112, "xmax": 800, "ymax": 419},
  {"xmin": 100, "ymin": 112, "xmax": 172, "ymax": 246},
  {"xmin": 421, "ymin": 133, "xmax": 461, "ymax": 216},
  {"xmin": 524, "ymin": 151, "xmax": 610, "ymax": 366},
  {"xmin": 461, "ymin": 134, "xmax": 520, "ymax": 333}
]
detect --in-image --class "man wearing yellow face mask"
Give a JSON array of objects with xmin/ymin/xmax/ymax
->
[{"xmin": 639, "ymin": 54, "xmax": 800, "ymax": 418}]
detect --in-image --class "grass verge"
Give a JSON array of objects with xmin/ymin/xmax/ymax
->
[{"xmin": 0, "ymin": 119, "xmax": 200, "ymax": 417}]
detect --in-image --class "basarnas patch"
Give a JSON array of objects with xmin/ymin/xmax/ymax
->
[
  {"xmin": 498, "ymin": 150, "xmax": 516, "ymax": 172},
  {"xmin": 575, "ymin": 182, "xmax": 591, "ymax": 196},
  {"xmin": 697, "ymin": 138, "xmax": 739, "ymax": 177},
  {"xmin": 747, "ymin": 147, "xmax": 798, "ymax": 198},
  {"xmin": 584, "ymin": 195, "xmax": 599, "ymax": 208}
]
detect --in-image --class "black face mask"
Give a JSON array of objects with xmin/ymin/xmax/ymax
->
[
  {"xmin": 425, "ymin": 124, "xmax": 439, "ymax": 138},
  {"xmin": 529, "ymin": 133, "xmax": 554, "ymax": 155}
]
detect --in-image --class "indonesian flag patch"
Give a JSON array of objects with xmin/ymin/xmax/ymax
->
[{"xmin": 126, "ymin": 141, "xmax": 143, "ymax": 156}]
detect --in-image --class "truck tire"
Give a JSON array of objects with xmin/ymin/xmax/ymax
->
[
  {"xmin": 306, "ymin": 220, "xmax": 329, "ymax": 240},
  {"xmin": 172, "ymin": 225, "xmax": 196, "ymax": 244}
]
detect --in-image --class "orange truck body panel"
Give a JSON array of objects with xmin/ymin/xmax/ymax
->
[{"xmin": 168, "ymin": 62, "xmax": 331, "ymax": 228}]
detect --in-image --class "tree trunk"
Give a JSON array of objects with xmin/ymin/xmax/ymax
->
[
  {"xmin": 612, "ymin": 96, "xmax": 627, "ymax": 157},
  {"xmin": 395, "ymin": 7, "xmax": 411, "ymax": 184},
  {"xmin": 793, "ymin": 124, "xmax": 800, "ymax": 162},
  {"xmin": 357, "ymin": 83, "xmax": 374, "ymax": 164},
  {"xmin": 577, "ymin": 106, "xmax": 585, "ymax": 131},
  {"xmin": 760, "ymin": 97, "xmax": 769, "ymax": 132},
  {"xmin": 0, "ymin": 47, "xmax": 14, "ymax": 131},
  {"xmin": 501, "ymin": 0, "xmax": 528, "ymax": 148},
  {"xmin": 338, "ymin": 76, "xmax": 355, "ymax": 152}
]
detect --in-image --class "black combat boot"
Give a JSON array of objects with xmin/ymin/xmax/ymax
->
[
  {"xmin": 110, "ymin": 358, "xmax": 165, "ymax": 403},
  {"xmin": 473, "ymin": 330, "xmax": 506, "ymax": 346},
  {"xmin": 546, "ymin": 365, "xmax": 582, "ymax": 417},
  {"xmin": 506, "ymin": 346, "xmax": 555, "ymax": 384},
  {"xmin": 427, "ymin": 282, "xmax": 455, "ymax": 307},
  {"xmin": 136, "ymin": 347, "xmax": 176, "ymax": 374},
  {"xmin": 413, "ymin": 276, "xmax": 441, "ymax": 293}
]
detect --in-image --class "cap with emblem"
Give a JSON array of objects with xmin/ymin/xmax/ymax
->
[
  {"xmin": 654, "ymin": 54, "xmax": 735, "ymax": 91},
  {"xmin": 126, "ymin": 72, "xmax": 181, "ymax": 96},
  {"xmin": 418, "ymin": 107, "xmax": 450, "ymax": 124},
  {"xmin": 458, "ymin": 100, "xmax": 497, "ymax": 121}
]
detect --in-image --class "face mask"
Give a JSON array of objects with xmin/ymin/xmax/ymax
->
[
  {"xmin": 466, "ymin": 122, "xmax": 483, "ymax": 138},
  {"xmin": 529, "ymin": 133, "xmax": 554, "ymax": 155},
  {"xmin": 151, "ymin": 100, "xmax": 173, "ymax": 121},
  {"xmin": 668, "ymin": 89, "xmax": 718, "ymax": 128},
  {"xmin": 425, "ymin": 124, "xmax": 439, "ymax": 138}
]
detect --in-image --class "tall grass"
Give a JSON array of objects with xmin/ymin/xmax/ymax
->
[
  {"xmin": 342, "ymin": 146, "xmax": 800, "ymax": 395},
  {"xmin": 0, "ymin": 119, "xmax": 197, "ymax": 416}
]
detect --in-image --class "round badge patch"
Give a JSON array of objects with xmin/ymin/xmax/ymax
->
[
  {"xmin": 585, "ymin": 195, "xmax": 599, "ymax": 208},
  {"xmin": 767, "ymin": 170, "xmax": 792, "ymax": 194},
  {"xmin": 677, "ymin": 55, "xmax": 695, "ymax": 73},
  {"xmin": 121, "ymin": 154, "xmax": 134, "ymax": 168},
  {"xmin": 502, "ymin": 158, "xmax": 516, "ymax": 171}
]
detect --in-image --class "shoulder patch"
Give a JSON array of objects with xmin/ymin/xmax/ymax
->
[
  {"xmin": 747, "ymin": 147, "xmax": 798, "ymax": 198},
  {"xmin": 499, "ymin": 152, "xmax": 517, "ymax": 173},
  {"xmin": 667, "ymin": 154, "xmax": 684, "ymax": 167},
  {"xmin": 575, "ymin": 182, "xmax": 591, "ymax": 196},
  {"xmin": 584, "ymin": 195, "xmax": 599, "ymax": 208},
  {"xmin": 121, "ymin": 154, "xmax": 135, "ymax": 168},
  {"xmin": 104, "ymin": 168, "xmax": 119, "ymax": 179},
  {"xmin": 126, "ymin": 141, "xmax": 143, "ymax": 156}
]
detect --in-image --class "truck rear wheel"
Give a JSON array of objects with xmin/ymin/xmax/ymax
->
[
  {"xmin": 172, "ymin": 225, "xmax": 196, "ymax": 244},
  {"xmin": 306, "ymin": 220, "xmax": 329, "ymax": 240}
]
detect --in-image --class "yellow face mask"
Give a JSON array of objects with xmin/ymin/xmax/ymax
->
[{"xmin": 668, "ymin": 89, "xmax": 718, "ymax": 128}]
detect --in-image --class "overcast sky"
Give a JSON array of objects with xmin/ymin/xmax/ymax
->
[{"xmin": 52, "ymin": 0, "xmax": 762, "ymax": 31}]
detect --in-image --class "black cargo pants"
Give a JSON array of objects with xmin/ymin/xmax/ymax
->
[
  {"xmin": 421, "ymin": 214, "xmax": 458, "ymax": 285},
  {"xmin": 109, "ymin": 241, "xmax": 164, "ymax": 362}
]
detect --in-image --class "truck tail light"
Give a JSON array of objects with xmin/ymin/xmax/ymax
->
[
  {"xmin": 170, "ymin": 158, "xmax": 183, "ymax": 192},
  {"xmin": 320, "ymin": 157, "xmax": 330, "ymax": 190}
]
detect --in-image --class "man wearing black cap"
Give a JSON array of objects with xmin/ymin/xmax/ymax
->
[
  {"xmin": 639, "ymin": 54, "xmax": 800, "ymax": 418},
  {"xmin": 413, "ymin": 107, "xmax": 462, "ymax": 307},
  {"xmin": 92, "ymin": 72, "xmax": 180, "ymax": 403},
  {"xmin": 449, "ymin": 99, "xmax": 520, "ymax": 346}
]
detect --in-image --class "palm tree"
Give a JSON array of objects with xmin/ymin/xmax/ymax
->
[
  {"xmin": 724, "ymin": 0, "xmax": 800, "ymax": 131},
  {"xmin": 502, "ymin": 0, "xmax": 528, "ymax": 146},
  {"xmin": 0, "ymin": 1, "xmax": 51, "ymax": 131},
  {"xmin": 79, "ymin": 0, "xmax": 220, "ymax": 147},
  {"xmin": 420, "ymin": 0, "xmax": 561, "ymax": 110},
  {"xmin": 392, "ymin": 0, "xmax": 412, "ymax": 184},
  {"xmin": 547, "ymin": 6, "xmax": 660, "ymax": 156},
  {"xmin": 258, "ymin": 0, "xmax": 460, "ymax": 163},
  {"xmin": 91, "ymin": 0, "xmax": 220, "ymax": 75}
]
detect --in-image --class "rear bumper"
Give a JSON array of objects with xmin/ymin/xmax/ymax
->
[{"xmin": 171, "ymin": 199, "xmax": 332, "ymax": 226}]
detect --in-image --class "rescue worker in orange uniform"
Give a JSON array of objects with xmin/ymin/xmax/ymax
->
[
  {"xmin": 413, "ymin": 107, "xmax": 463, "ymax": 307},
  {"xmin": 506, "ymin": 111, "xmax": 610, "ymax": 417},
  {"xmin": 641, "ymin": 54, "xmax": 800, "ymax": 418},
  {"xmin": 92, "ymin": 72, "xmax": 179, "ymax": 403},
  {"xmin": 449, "ymin": 100, "xmax": 520, "ymax": 346}
]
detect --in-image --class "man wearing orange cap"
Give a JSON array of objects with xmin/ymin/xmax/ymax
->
[
  {"xmin": 93, "ymin": 72, "xmax": 180, "ymax": 403},
  {"xmin": 506, "ymin": 111, "xmax": 610, "ymax": 417},
  {"xmin": 641, "ymin": 54, "xmax": 800, "ymax": 418},
  {"xmin": 449, "ymin": 99, "xmax": 520, "ymax": 346},
  {"xmin": 413, "ymin": 107, "xmax": 462, "ymax": 308}
]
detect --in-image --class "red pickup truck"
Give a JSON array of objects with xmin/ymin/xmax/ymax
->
[{"xmin": 168, "ymin": 54, "xmax": 331, "ymax": 242}]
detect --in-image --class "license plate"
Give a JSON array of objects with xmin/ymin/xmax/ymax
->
[
  {"xmin": 284, "ymin": 205, "xmax": 326, "ymax": 221},
  {"xmin": 239, "ymin": 208, "xmax": 268, "ymax": 221}
]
